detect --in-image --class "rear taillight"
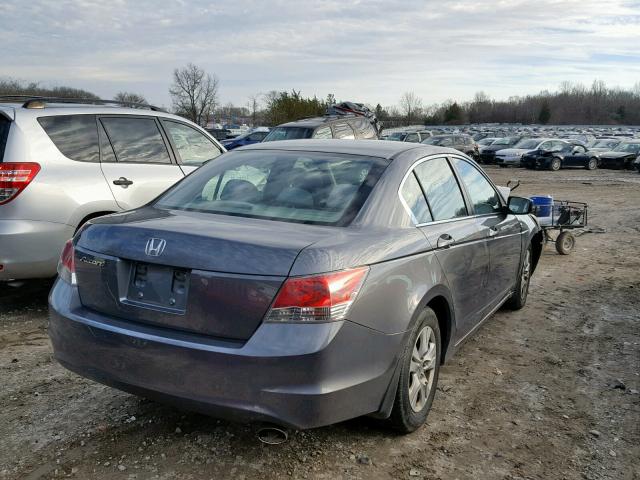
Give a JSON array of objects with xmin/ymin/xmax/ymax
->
[
  {"xmin": 57, "ymin": 239, "xmax": 76, "ymax": 285},
  {"xmin": 265, "ymin": 267, "xmax": 369, "ymax": 323},
  {"xmin": 0, "ymin": 163, "xmax": 41, "ymax": 205}
]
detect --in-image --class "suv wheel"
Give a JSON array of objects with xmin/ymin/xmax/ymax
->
[{"xmin": 389, "ymin": 308, "xmax": 441, "ymax": 433}]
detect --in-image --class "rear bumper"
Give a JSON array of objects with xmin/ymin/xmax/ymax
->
[
  {"xmin": 0, "ymin": 220, "xmax": 74, "ymax": 280},
  {"xmin": 48, "ymin": 279, "xmax": 404, "ymax": 429}
]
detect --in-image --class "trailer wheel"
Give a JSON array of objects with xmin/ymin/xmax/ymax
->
[{"xmin": 555, "ymin": 231, "xmax": 575, "ymax": 255}]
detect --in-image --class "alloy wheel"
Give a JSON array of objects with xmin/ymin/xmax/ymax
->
[{"xmin": 409, "ymin": 326, "xmax": 437, "ymax": 412}]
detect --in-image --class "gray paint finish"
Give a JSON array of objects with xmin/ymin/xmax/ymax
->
[{"xmin": 48, "ymin": 141, "xmax": 541, "ymax": 429}]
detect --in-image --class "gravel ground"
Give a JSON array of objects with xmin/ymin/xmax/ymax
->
[{"xmin": 1, "ymin": 166, "xmax": 639, "ymax": 480}]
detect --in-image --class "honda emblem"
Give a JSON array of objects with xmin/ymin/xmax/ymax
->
[{"xmin": 145, "ymin": 238, "xmax": 166, "ymax": 257}]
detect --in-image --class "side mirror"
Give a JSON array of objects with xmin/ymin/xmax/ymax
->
[{"xmin": 508, "ymin": 196, "xmax": 533, "ymax": 215}]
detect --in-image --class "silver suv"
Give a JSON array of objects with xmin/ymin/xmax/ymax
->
[{"xmin": 0, "ymin": 97, "xmax": 225, "ymax": 281}]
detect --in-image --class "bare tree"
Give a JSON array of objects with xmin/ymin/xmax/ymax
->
[
  {"xmin": 114, "ymin": 91, "xmax": 147, "ymax": 105},
  {"xmin": 169, "ymin": 63, "xmax": 219, "ymax": 126},
  {"xmin": 399, "ymin": 92, "xmax": 423, "ymax": 124},
  {"xmin": 247, "ymin": 93, "xmax": 261, "ymax": 126}
]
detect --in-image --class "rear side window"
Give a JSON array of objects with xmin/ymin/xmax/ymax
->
[
  {"xmin": 156, "ymin": 150, "xmax": 389, "ymax": 226},
  {"xmin": 38, "ymin": 115, "xmax": 99, "ymax": 162},
  {"xmin": 0, "ymin": 117, "xmax": 10, "ymax": 161},
  {"xmin": 101, "ymin": 117, "xmax": 171, "ymax": 164},
  {"xmin": 313, "ymin": 126, "xmax": 333, "ymax": 139},
  {"xmin": 400, "ymin": 173, "xmax": 432, "ymax": 224},
  {"xmin": 352, "ymin": 118, "xmax": 377, "ymax": 139},
  {"xmin": 414, "ymin": 158, "xmax": 467, "ymax": 221},
  {"xmin": 162, "ymin": 120, "xmax": 221, "ymax": 166},
  {"xmin": 333, "ymin": 122, "xmax": 355, "ymax": 139}
]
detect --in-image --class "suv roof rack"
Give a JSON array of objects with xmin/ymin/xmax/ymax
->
[{"xmin": 0, "ymin": 95, "xmax": 166, "ymax": 112}]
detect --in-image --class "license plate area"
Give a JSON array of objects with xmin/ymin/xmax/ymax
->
[{"xmin": 124, "ymin": 262, "xmax": 190, "ymax": 313}]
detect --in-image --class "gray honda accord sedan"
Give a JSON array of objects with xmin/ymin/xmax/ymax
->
[{"xmin": 49, "ymin": 140, "xmax": 542, "ymax": 432}]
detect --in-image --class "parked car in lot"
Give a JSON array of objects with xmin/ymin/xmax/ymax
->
[
  {"xmin": 49, "ymin": 139, "xmax": 542, "ymax": 432},
  {"xmin": 597, "ymin": 141, "xmax": 640, "ymax": 169},
  {"xmin": 477, "ymin": 136, "xmax": 524, "ymax": 164},
  {"xmin": 494, "ymin": 138, "xmax": 558, "ymax": 167},
  {"xmin": 421, "ymin": 134, "xmax": 478, "ymax": 159},
  {"xmin": 634, "ymin": 156, "xmax": 640, "ymax": 173},
  {"xmin": 588, "ymin": 138, "xmax": 621, "ymax": 152},
  {"xmin": 522, "ymin": 141, "xmax": 593, "ymax": 170},
  {"xmin": 220, "ymin": 127, "xmax": 270, "ymax": 150},
  {"xmin": 262, "ymin": 114, "xmax": 378, "ymax": 142},
  {"xmin": 0, "ymin": 96, "xmax": 225, "ymax": 281}
]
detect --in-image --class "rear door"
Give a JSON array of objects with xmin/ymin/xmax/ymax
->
[
  {"xmin": 450, "ymin": 156, "xmax": 522, "ymax": 306},
  {"xmin": 412, "ymin": 156, "xmax": 490, "ymax": 337},
  {"xmin": 98, "ymin": 116, "xmax": 185, "ymax": 210}
]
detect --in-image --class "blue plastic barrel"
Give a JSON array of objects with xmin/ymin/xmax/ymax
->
[{"xmin": 530, "ymin": 195, "xmax": 553, "ymax": 217}]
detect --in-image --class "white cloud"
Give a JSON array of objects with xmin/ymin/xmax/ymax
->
[{"xmin": 1, "ymin": 0, "xmax": 639, "ymax": 108}]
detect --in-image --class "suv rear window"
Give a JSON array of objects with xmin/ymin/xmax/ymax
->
[
  {"xmin": 38, "ymin": 115, "xmax": 99, "ymax": 162},
  {"xmin": 0, "ymin": 116, "xmax": 10, "ymax": 162},
  {"xmin": 156, "ymin": 150, "xmax": 389, "ymax": 226}
]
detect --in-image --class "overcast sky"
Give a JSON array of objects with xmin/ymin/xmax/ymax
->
[{"xmin": 3, "ymin": 0, "xmax": 640, "ymax": 109}]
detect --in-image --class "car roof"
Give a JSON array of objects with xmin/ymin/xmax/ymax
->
[
  {"xmin": 0, "ymin": 101, "xmax": 195, "ymax": 123},
  {"xmin": 235, "ymin": 139, "xmax": 453, "ymax": 159}
]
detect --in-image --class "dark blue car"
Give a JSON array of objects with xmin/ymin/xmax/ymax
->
[{"xmin": 220, "ymin": 129, "xmax": 270, "ymax": 150}]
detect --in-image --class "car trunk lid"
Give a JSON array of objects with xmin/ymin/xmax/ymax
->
[{"xmin": 74, "ymin": 209, "xmax": 329, "ymax": 340}]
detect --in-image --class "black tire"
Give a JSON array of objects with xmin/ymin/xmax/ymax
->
[
  {"xmin": 550, "ymin": 157, "xmax": 561, "ymax": 171},
  {"xmin": 555, "ymin": 231, "xmax": 575, "ymax": 255},
  {"xmin": 388, "ymin": 308, "xmax": 441, "ymax": 434},
  {"xmin": 586, "ymin": 157, "xmax": 597, "ymax": 170},
  {"xmin": 505, "ymin": 245, "xmax": 532, "ymax": 310}
]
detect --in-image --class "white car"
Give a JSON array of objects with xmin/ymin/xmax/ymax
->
[
  {"xmin": 494, "ymin": 138, "xmax": 555, "ymax": 167},
  {"xmin": 0, "ymin": 96, "xmax": 225, "ymax": 281}
]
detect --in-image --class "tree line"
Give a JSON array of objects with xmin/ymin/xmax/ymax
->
[{"xmin": 3, "ymin": 68, "xmax": 640, "ymax": 127}]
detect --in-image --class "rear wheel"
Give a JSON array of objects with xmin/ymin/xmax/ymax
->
[
  {"xmin": 550, "ymin": 157, "xmax": 561, "ymax": 171},
  {"xmin": 555, "ymin": 231, "xmax": 575, "ymax": 255},
  {"xmin": 505, "ymin": 245, "xmax": 531, "ymax": 310},
  {"xmin": 389, "ymin": 308, "xmax": 440, "ymax": 433},
  {"xmin": 586, "ymin": 158, "xmax": 597, "ymax": 170}
]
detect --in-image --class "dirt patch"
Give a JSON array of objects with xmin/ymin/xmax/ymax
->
[{"xmin": 1, "ymin": 167, "xmax": 638, "ymax": 480}]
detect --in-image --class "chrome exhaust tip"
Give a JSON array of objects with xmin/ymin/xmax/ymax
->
[{"xmin": 256, "ymin": 425, "xmax": 288, "ymax": 445}]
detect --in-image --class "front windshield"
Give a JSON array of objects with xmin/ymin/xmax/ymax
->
[
  {"xmin": 387, "ymin": 132, "xmax": 407, "ymax": 141},
  {"xmin": 614, "ymin": 143, "xmax": 640, "ymax": 153},
  {"xmin": 513, "ymin": 139, "xmax": 539, "ymax": 149},
  {"xmin": 262, "ymin": 127, "xmax": 313, "ymax": 142},
  {"xmin": 155, "ymin": 150, "xmax": 389, "ymax": 226},
  {"xmin": 592, "ymin": 140, "xmax": 618, "ymax": 149},
  {"xmin": 478, "ymin": 138, "xmax": 496, "ymax": 146},
  {"xmin": 422, "ymin": 136, "xmax": 445, "ymax": 145},
  {"xmin": 492, "ymin": 137, "xmax": 513, "ymax": 145}
]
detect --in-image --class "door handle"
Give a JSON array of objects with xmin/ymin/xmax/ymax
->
[
  {"xmin": 437, "ymin": 233, "xmax": 455, "ymax": 249},
  {"xmin": 113, "ymin": 177, "xmax": 133, "ymax": 187}
]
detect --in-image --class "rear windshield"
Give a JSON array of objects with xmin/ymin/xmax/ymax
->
[
  {"xmin": 0, "ymin": 116, "xmax": 10, "ymax": 162},
  {"xmin": 38, "ymin": 115, "xmax": 99, "ymax": 162},
  {"xmin": 262, "ymin": 127, "xmax": 313, "ymax": 142},
  {"xmin": 156, "ymin": 150, "xmax": 389, "ymax": 226}
]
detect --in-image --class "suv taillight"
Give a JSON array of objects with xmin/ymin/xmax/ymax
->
[
  {"xmin": 0, "ymin": 163, "xmax": 41, "ymax": 205},
  {"xmin": 57, "ymin": 239, "xmax": 76, "ymax": 285},
  {"xmin": 265, "ymin": 267, "xmax": 368, "ymax": 323}
]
